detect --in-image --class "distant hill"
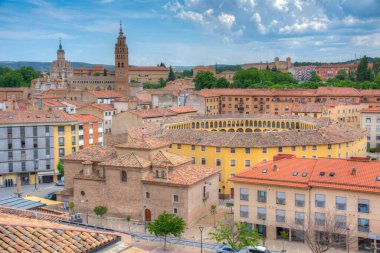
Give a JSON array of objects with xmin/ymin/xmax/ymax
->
[
  {"xmin": 294, "ymin": 57, "xmax": 377, "ymax": 67},
  {"xmin": 0, "ymin": 61, "xmax": 115, "ymax": 72}
]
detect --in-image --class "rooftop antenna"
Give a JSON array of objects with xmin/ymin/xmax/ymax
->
[{"xmin": 119, "ymin": 20, "xmax": 123, "ymax": 33}]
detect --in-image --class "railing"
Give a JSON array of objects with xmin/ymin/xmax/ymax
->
[{"xmin": 258, "ymin": 197, "xmax": 266, "ymax": 203}]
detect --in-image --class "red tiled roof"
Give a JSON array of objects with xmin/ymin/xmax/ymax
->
[
  {"xmin": 31, "ymin": 94, "xmax": 60, "ymax": 100},
  {"xmin": 129, "ymin": 66, "xmax": 169, "ymax": 71},
  {"xmin": 63, "ymin": 146, "xmax": 117, "ymax": 162},
  {"xmin": 359, "ymin": 89, "xmax": 380, "ymax": 96},
  {"xmin": 129, "ymin": 108, "xmax": 177, "ymax": 119},
  {"xmin": 167, "ymin": 106, "xmax": 197, "ymax": 114},
  {"xmin": 273, "ymin": 89, "xmax": 316, "ymax": 97},
  {"xmin": 42, "ymin": 99, "xmax": 66, "ymax": 107},
  {"xmin": 0, "ymin": 110, "xmax": 77, "ymax": 125},
  {"xmin": 73, "ymin": 114, "xmax": 102, "ymax": 123},
  {"xmin": 360, "ymin": 108, "xmax": 380, "ymax": 113},
  {"xmin": 116, "ymin": 137, "xmax": 169, "ymax": 150},
  {"xmin": 87, "ymin": 90, "xmax": 123, "ymax": 98},
  {"xmin": 316, "ymin": 87, "xmax": 361, "ymax": 96},
  {"xmin": 231, "ymin": 157, "xmax": 380, "ymax": 194},
  {"xmin": 136, "ymin": 92, "xmax": 152, "ymax": 103},
  {"xmin": 61, "ymin": 99, "xmax": 89, "ymax": 107},
  {"xmin": 90, "ymin": 103, "xmax": 116, "ymax": 111}
]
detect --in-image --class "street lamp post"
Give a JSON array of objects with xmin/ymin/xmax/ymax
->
[{"xmin": 199, "ymin": 224, "xmax": 204, "ymax": 253}]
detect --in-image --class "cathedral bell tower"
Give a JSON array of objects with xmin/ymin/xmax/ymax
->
[{"xmin": 114, "ymin": 21, "xmax": 129, "ymax": 97}]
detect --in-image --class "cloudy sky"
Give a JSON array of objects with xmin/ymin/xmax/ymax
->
[{"xmin": 0, "ymin": 0, "xmax": 379, "ymax": 66}]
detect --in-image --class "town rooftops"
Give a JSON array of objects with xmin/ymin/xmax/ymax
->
[
  {"xmin": 99, "ymin": 152, "xmax": 151, "ymax": 168},
  {"xmin": 360, "ymin": 108, "xmax": 380, "ymax": 113},
  {"xmin": 88, "ymin": 90, "xmax": 123, "ymax": 98},
  {"xmin": 129, "ymin": 66, "xmax": 168, "ymax": 71},
  {"xmin": 31, "ymin": 94, "xmax": 60, "ymax": 100},
  {"xmin": 292, "ymin": 104, "xmax": 327, "ymax": 113},
  {"xmin": 152, "ymin": 150, "xmax": 192, "ymax": 168},
  {"xmin": 90, "ymin": 103, "xmax": 116, "ymax": 111},
  {"xmin": 0, "ymin": 110, "xmax": 77, "ymax": 125},
  {"xmin": 0, "ymin": 213, "xmax": 120, "ymax": 253},
  {"xmin": 115, "ymin": 137, "xmax": 169, "ymax": 150},
  {"xmin": 61, "ymin": 99, "xmax": 89, "ymax": 107},
  {"xmin": 63, "ymin": 146, "xmax": 117, "ymax": 162},
  {"xmin": 230, "ymin": 156, "xmax": 380, "ymax": 194},
  {"xmin": 316, "ymin": 86, "xmax": 361, "ymax": 97},
  {"xmin": 167, "ymin": 106, "xmax": 197, "ymax": 114},
  {"xmin": 129, "ymin": 108, "xmax": 177, "ymax": 119},
  {"xmin": 42, "ymin": 99, "xmax": 66, "ymax": 107},
  {"xmin": 72, "ymin": 114, "xmax": 102, "ymax": 123}
]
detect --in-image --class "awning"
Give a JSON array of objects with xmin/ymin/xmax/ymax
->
[{"xmin": 24, "ymin": 196, "xmax": 64, "ymax": 206}]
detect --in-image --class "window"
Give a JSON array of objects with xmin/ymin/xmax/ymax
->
[
  {"xmin": 230, "ymin": 148, "xmax": 236, "ymax": 154},
  {"xmin": 262, "ymin": 147, "xmax": 267, "ymax": 153},
  {"xmin": 191, "ymin": 157, "xmax": 195, "ymax": 164},
  {"xmin": 20, "ymin": 126, "xmax": 25, "ymax": 137},
  {"xmin": 239, "ymin": 205, "xmax": 249, "ymax": 218},
  {"xmin": 8, "ymin": 141, "xmax": 12, "ymax": 150},
  {"xmin": 276, "ymin": 210, "xmax": 285, "ymax": 222},
  {"xmin": 312, "ymin": 145, "xmax": 317, "ymax": 150},
  {"xmin": 295, "ymin": 212, "xmax": 304, "ymax": 225},
  {"xmin": 295, "ymin": 194, "xmax": 305, "ymax": 207},
  {"xmin": 328, "ymin": 144, "xmax": 332, "ymax": 150},
  {"xmin": 201, "ymin": 145, "xmax": 206, "ymax": 151},
  {"xmin": 173, "ymin": 195, "xmax": 179, "ymax": 202},
  {"xmin": 34, "ymin": 149, "xmax": 38, "ymax": 159},
  {"xmin": 358, "ymin": 199, "xmax": 369, "ymax": 213},
  {"xmin": 33, "ymin": 138, "xmax": 38, "ymax": 148},
  {"xmin": 216, "ymin": 159, "xmax": 221, "ymax": 166},
  {"xmin": 177, "ymin": 144, "xmax": 181, "ymax": 149},
  {"xmin": 145, "ymin": 192, "xmax": 150, "ymax": 199},
  {"xmin": 336, "ymin": 196, "xmax": 347, "ymax": 210},
  {"xmin": 7, "ymin": 127, "xmax": 12, "ymax": 138},
  {"xmin": 71, "ymin": 136, "xmax": 76, "ymax": 145},
  {"xmin": 8, "ymin": 151, "xmax": 13, "ymax": 161},
  {"xmin": 59, "ymin": 137, "xmax": 64, "ymax": 146},
  {"xmin": 276, "ymin": 192, "xmax": 286, "ymax": 205},
  {"xmin": 59, "ymin": 148, "xmax": 65, "ymax": 157},
  {"xmin": 21, "ymin": 150, "xmax": 26, "ymax": 160},
  {"xmin": 8, "ymin": 162, "xmax": 13, "ymax": 172},
  {"xmin": 216, "ymin": 147, "xmax": 221, "ymax": 153},
  {"xmin": 258, "ymin": 207, "xmax": 266, "ymax": 220},
  {"xmin": 201, "ymin": 158, "xmax": 206, "ymax": 165},
  {"xmin": 121, "ymin": 170, "xmax": 127, "ymax": 182},
  {"xmin": 21, "ymin": 139, "xmax": 25, "ymax": 148},
  {"xmin": 358, "ymin": 218, "xmax": 369, "ymax": 232},
  {"xmin": 230, "ymin": 159, "xmax": 236, "ymax": 167},
  {"xmin": 278, "ymin": 146, "xmax": 283, "ymax": 153},
  {"xmin": 315, "ymin": 194, "xmax": 325, "ymax": 208},
  {"xmin": 33, "ymin": 126, "xmax": 37, "ymax": 136},
  {"xmin": 335, "ymin": 215, "xmax": 346, "ymax": 228},
  {"xmin": 79, "ymin": 125, "xmax": 83, "ymax": 131},
  {"xmin": 58, "ymin": 126, "xmax": 64, "ymax": 135},
  {"xmin": 191, "ymin": 145, "xmax": 196, "ymax": 150},
  {"xmin": 291, "ymin": 146, "xmax": 296, "ymax": 152},
  {"xmin": 71, "ymin": 125, "xmax": 76, "ymax": 134},
  {"xmin": 72, "ymin": 147, "xmax": 76, "ymax": 153},
  {"xmin": 302, "ymin": 145, "xmax": 306, "ymax": 151},
  {"xmin": 46, "ymin": 164, "xmax": 51, "ymax": 170},
  {"xmin": 366, "ymin": 117, "xmax": 371, "ymax": 123},
  {"xmin": 245, "ymin": 148, "xmax": 250, "ymax": 154},
  {"xmin": 245, "ymin": 160, "xmax": 251, "ymax": 168},
  {"xmin": 173, "ymin": 208, "xmax": 178, "ymax": 214},
  {"xmin": 240, "ymin": 188, "xmax": 249, "ymax": 201},
  {"xmin": 315, "ymin": 212, "xmax": 325, "ymax": 226},
  {"xmin": 21, "ymin": 162, "xmax": 26, "ymax": 171},
  {"xmin": 256, "ymin": 190, "xmax": 266, "ymax": 203}
]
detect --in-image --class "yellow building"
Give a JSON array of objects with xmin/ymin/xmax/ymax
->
[
  {"xmin": 145, "ymin": 115, "xmax": 367, "ymax": 199},
  {"xmin": 0, "ymin": 111, "xmax": 77, "ymax": 186}
]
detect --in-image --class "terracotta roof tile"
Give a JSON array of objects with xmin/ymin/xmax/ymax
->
[
  {"xmin": 63, "ymin": 146, "xmax": 117, "ymax": 162},
  {"xmin": 0, "ymin": 110, "xmax": 77, "ymax": 125},
  {"xmin": 231, "ymin": 157, "xmax": 380, "ymax": 194},
  {"xmin": 136, "ymin": 92, "xmax": 152, "ymax": 103},
  {"xmin": 90, "ymin": 103, "xmax": 116, "ymax": 111},
  {"xmin": 87, "ymin": 90, "xmax": 123, "ymax": 98},
  {"xmin": 167, "ymin": 106, "xmax": 197, "ymax": 114},
  {"xmin": 61, "ymin": 100, "xmax": 90, "ymax": 107},
  {"xmin": 152, "ymin": 151, "xmax": 191, "ymax": 167},
  {"xmin": 129, "ymin": 108, "xmax": 177, "ymax": 119},
  {"xmin": 316, "ymin": 87, "xmax": 361, "ymax": 96},
  {"xmin": 42, "ymin": 100, "xmax": 66, "ymax": 107},
  {"xmin": 129, "ymin": 66, "xmax": 168, "ymax": 71},
  {"xmin": 99, "ymin": 153, "xmax": 151, "ymax": 168},
  {"xmin": 360, "ymin": 108, "xmax": 380, "ymax": 113},
  {"xmin": 72, "ymin": 114, "xmax": 102, "ymax": 123},
  {"xmin": 116, "ymin": 137, "xmax": 169, "ymax": 150}
]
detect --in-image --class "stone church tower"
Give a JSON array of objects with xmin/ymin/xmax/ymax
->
[
  {"xmin": 50, "ymin": 39, "xmax": 73, "ymax": 80},
  {"xmin": 114, "ymin": 22, "xmax": 129, "ymax": 97}
]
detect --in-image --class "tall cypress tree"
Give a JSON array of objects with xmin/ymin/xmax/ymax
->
[
  {"xmin": 168, "ymin": 66, "xmax": 175, "ymax": 81},
  {"xmin": 357, "ymin": 56, "xmax": 369, "ymax": 82}
]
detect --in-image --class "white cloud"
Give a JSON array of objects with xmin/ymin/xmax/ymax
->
[
  {"xmin": 238, "ymin": 0, "xmax": 256, "ymax": 11},
  {"xmin": 352, "ymin": 33, "xmax": 380, "ymax": 47},
  {"xmin": 164, "ymin": 1, "xmax": 182, "ymax": 12},
  {"xmin": 273, "ymin": 0, "xmax": 289, "ymax": 12},
  {"xmin": 177, "ymin": 10, "xmax": 204, "ymax": 24},
  {"xmin": 218, "ymin": 13, "xmax": 235, "ymax": 29},
  {"xmin": 294, "ymin": 0, "xmax": 302, "ymax": 11},
  {"xmin": 204, "ymin": 9, "xmax": 214, "ymax": 16},
  {"xmin": 185, "ymin": 0, "xmax": 200, "ymax": 7},
  {"xmin": 343, "ymin": 15, "xmax": 360, "ymax": 25},
  {"xmin": 279, "ymin": 17, "xmax": 329, "ymax": 33},
  {"xmin": 252, "ymin": 12, "xmax": 267, "ymax": 34}
]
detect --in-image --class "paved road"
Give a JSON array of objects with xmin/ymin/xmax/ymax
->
[{"xmin": 0, "ymin": 183, "xmax": 63, "ymax": 198}]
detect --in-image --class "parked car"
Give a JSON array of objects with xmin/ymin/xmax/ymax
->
[
  {"xmin": 247, "ymin": 246, "xmax": 273, "ymax": 253},
  {"xmin": 44, "ymin": 192, "xmax": 57, "ymax": 201},
  {"xmin": 216, "ymin": 245, "xmax": 246, "ymax": 253}
]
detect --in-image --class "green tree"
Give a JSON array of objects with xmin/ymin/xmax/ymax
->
[
  {"xmin": 103, "ymin": 68, "xmax": 107, "ymax": 76},
  {"xmin": 210, "ymin": 204, "xmax": 217, "ymax": 227},
  {"xmin": 147, "ymin": 211, "xmax": 186, "ymax": 250},
  {"xmin": 68, "ymin": 202, "xmax": 75, "ymax": 214},
  {"xmin": 179, "ymin": 69, "xmax": 193, "ymax": 78},
  {"xmin": 373, "ymin": 57, "xmax": 380, "ymax": 76},
  {"xmin": 168, "ymin": 66, "xmax": 175, "ymax": 81},
  {"xmin": 375, "ymin": 72, "xmax": 380, "ymax": 84},
  {"xmin": 94, "ymin": 206, "xmax": 108, "ymax": 226},
  {"xmin": 309, "ymin": 71, "xmax": 321, "ymax": 82},
  {"xmin": 357, "ymin": 56, "xmax": 370, "ymax": 82},
  {"xmin": 159, "ymin": 78, "xmax": 168, "ymax": 88},
  {"xmin": 17, "ymin": 66, "xmax": 40, "ymax": 85},
  {"xmin": 57, "ymin": 160, "xmax": 64, "ymax": 176},
  {"xmin": 280, "ymin": 230, "xmax": 289, "ymax": 252},
  {"xmin": 209, "ymin": 222, "xmax": 261, "ymax": 251},
  {"xmin": 215, "ymin": 77, "xmax": 230, "ymax": 88},
  {"xmin": 193, "ymin": 71, "xmax": 217, "ymax": 90},
  {"xmin": 335, "ymin": 69, "xmax": 348, "ymax": 80},
  {"xmin": 0, "ymin": 72, "xmax": 24, "ymax": 87},
  {"xmin": 159, "ymin": 62, "xmax": 166, "ymax": 67}
]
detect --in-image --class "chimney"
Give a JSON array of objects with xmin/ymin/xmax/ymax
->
[
  {"xmin": 82, "ymin": 160, "xmax": 93, "ymax": 176},
  {"xmin": 274, "ymin": 164, "xmax": 279, "ymax": 172},
  {"xmin": 351, "ymin": 167, "xmax": 357, "ymax": 175}
]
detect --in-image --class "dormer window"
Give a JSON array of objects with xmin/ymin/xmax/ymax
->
[{"xmin": 121, "ymin": 170, "xmax": 127, "ymax": 182}]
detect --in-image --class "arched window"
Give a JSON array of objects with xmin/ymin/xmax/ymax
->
[
  {"xmin": 118, "ymin": 62, "xmax": 120, "ymax": 68},
  {"xmin": 121, "ymin": 170, "xmax": 127, "ymax": 182},
  {"xmin": 121, "ymin": 62, "xmax": 124, "ymax": 68}
]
